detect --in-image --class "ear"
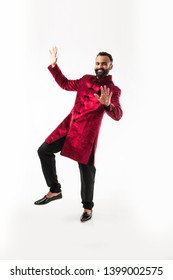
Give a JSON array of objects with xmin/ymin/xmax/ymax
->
[{"xmin": 110, "ymin": 63, "xmax": 113, "ymax": 70}]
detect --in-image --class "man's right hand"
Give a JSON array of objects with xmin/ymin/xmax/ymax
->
[{"xmin": 49, "ymin": 46, "xmax": 58, "ymax": 67}]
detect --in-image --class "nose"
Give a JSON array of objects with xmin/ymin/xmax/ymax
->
[{"xmin": 97, "ymin": 63, "xmax": 104, "ymax": 68}]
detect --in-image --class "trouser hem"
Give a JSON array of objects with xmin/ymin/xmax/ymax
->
[
  {"xmin": 82, "ymin": 202, "xmax": 94, "ymax": 210},
  {"xmin": 50, "ymin": 183, "xmax": 61, "ymax": 193}
]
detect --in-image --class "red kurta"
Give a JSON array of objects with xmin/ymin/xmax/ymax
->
[{"xmin": 45, "ymin": 65, "xmax": 123, "ymax": 164}]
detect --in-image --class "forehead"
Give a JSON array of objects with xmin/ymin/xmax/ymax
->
[{"xmin": 95, "ymin": 55, "xmax": 111, "ymax": 63}]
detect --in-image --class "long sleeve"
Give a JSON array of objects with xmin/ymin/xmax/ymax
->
[
  {"xmin": 104, "ymin": 88, "xmax": 123, "ymax": 121},
  {"xmin": 48, "ymin": 64, "xmax": 80, "ymax": 91}
]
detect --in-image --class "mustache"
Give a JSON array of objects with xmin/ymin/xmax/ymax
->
[{"xmin": 95, "ymin": 68, "xmax": 105, "ymax": 72}]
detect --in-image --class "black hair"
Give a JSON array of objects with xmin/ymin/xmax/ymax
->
[{"xmin": 96, "ymin": 51, "xmax": 113, "ymax": 62}]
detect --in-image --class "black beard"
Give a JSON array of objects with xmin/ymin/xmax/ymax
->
[{"xmin": 95, "ymin": 68, "xmax": 109, "ymax": 78}]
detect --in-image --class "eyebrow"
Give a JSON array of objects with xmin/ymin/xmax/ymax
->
[{"xmin": 95, "ymin": 62, "xmax": 108, "ymax": 65}]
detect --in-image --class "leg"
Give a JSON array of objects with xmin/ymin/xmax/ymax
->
[
  {"xmin": 78, "ymin": 148, "xmax": 96, "ymax": 221},
  {"xmin": 78, "ymin": 163, "xmax": 96, "ymax": 210},
  {"xmin": 35, "ymin": 137, "xmax": 65, "ymax": 205}
]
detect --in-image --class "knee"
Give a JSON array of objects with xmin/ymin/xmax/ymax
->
[{"xmin": 37, "ymin": 143, "xmax": 46, "ymax": 158}]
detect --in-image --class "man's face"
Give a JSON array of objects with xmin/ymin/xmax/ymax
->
[{"xmin": 95, "ymin": 55, "xmax": 113, "ymax": 78}]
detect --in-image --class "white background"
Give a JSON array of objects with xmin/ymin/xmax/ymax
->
[{"xmin": 0, "ymin": 0, "xmax": 173, "ymax": 260}]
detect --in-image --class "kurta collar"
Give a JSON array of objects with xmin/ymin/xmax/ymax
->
[{"xmin": 94, "ymin": 75, "xmax": 112, "ymax": 85}]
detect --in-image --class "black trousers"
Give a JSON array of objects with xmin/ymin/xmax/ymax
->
[{"xmin": 37, "ymin": 137, "xmax": 96, "ymax": 209}]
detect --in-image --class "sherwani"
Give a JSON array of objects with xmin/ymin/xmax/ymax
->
[{"xmin": 45, "ymin": 64, "xmax": 123, "ymax": 165}]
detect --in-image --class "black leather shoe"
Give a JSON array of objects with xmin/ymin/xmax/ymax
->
[
  {"xmin": 80, "ymin": 211, "xmax": 92, "ymax": 222},
  {"xmin": 34, "ymin": 193, "xmax": 62, "ymax": 205}
]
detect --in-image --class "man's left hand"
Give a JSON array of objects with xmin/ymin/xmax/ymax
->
[{"xmin": 94, "ymin": 85, "xmax": 113, "ymax": 106}]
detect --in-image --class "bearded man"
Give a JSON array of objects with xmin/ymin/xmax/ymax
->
[{"xmin": 34, "ymin": 46, "xmax": 123, "ymax": 222}]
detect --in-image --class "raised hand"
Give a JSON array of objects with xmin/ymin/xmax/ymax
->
[
  {"xmin": 94, "ymin": 85, "xmax": 113, "ymax": 106},
  {"xmin": 49, "ymin": 46, "xmax": 58, "ymax": 67}
]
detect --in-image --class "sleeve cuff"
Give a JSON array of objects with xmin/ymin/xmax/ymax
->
[{"xmin": 103, "ymin": 105, "xmax": 110, "ymax": 111}]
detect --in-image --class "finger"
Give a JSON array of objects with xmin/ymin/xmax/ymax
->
[
  {"xmin": 51, "ymin": 47, "xmax": 55, "ymax": 54},
  {"xmin": 53, "ymin": 46, "xmax": 57, "ymax": 54},
  {"xmin": 101, "ymin": 86, "xmax": 109, "ymax": 96},
  {"xmin": 104, "ymin": 85, "xmax": 110, "ymax": 95},
  {"xmin": 109, "ymin": 92, "xmax": 113, "ymax": 100},
  {"xmin": 107, "ymin": 88, "xmax": 111, "ymax": 96},
  {"xmin": 103, "ymin": 85, "xmax": 108, "ymax": 92},
  {"xmin": 100, "ymin": 86, "xmax": 104, "ymax": 95},
  {"xmin": 94, "ymin": 93, "xmax": 100, "ymax": 100}
]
